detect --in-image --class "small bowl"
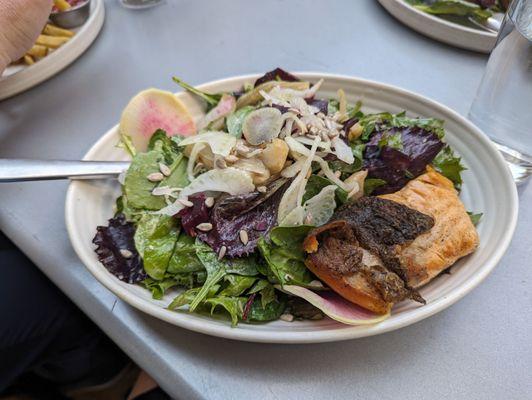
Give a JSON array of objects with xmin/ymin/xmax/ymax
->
[{"xmin": 49, "ymin": 0, "xmax": 91, "ymax": 29}]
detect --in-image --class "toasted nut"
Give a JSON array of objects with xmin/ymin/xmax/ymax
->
[
  {"xmin": 258, "ymin": 138, "xmax": 289, "ymax": 174},
  {"xmin": 218, "ymin": 245, "xmax": 227, "ymax": 260},
  {"xmin": 119, "ymin": 249, "xmax": 133, "ymax": 259},
  {"xmin": 205, "ymin": 197, "xmax": 215, "ymax": 208},
  {"xmin": 196, "ymin": 223, "xmax": 213, "ymax": 231},
  {"xmin": 147, "ymin": 172, "xmax": 164, "ymax": 182},
  {"xmin": 178, "ymin": 198, "xmax": 194, "ymax": 207},
  {"xmin": 280, "ymin": 313, "xmax": 294, "ymax": 322},
  {"xmin": 159, "ymin": 163, "xmax": 171, "ymax": 176},
  {"xmin": 239, "ymin": 229, "xmax": 249, "ymax": 245}
]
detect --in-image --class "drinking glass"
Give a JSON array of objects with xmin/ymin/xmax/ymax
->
[
  {"xmin": 119, "ymin": 0, "xmax": 163, "ymax": 9},
  {"xmin": 469, "ymin": 0, "xmax": 532, "ymax": 184}
]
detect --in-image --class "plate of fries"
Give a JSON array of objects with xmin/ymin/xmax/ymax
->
[{"xmin": 0, "ymin": 0, "xmax": 105, "ymax": 101}]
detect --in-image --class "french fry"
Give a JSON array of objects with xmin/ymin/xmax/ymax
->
[
  {"xmin": 43, "ymin": 24, "xmax": 75, "ymax": 38},
  {"xmin": 23, "ymin": 55, "xmax": 35, "ymax": 65},
  {"xmin": 53, "ymin": 0, "xmax": 71, "ymax": 11},
  {"xmin": 35, "ymin": 34, "xmax": 70, "ymax": 49},
  {"xmin": 27, "ymin": 44, "xmax": 48, "ymax": 58}
]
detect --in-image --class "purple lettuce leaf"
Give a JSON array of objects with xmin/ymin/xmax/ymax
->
[
  {"xmin": 254, "ymin": 68, "xmax": 300, "ymax": 87},
  {"xmin": 197, "ymin": 180, "xmax": 289, "ymax": 257},
  {"xmin": 468, "ymin": 0, "xmax": 496, "ymax": 8},
  {"xmin": 306, "ymin": 99, "xmax": 328, "ymax": 115},
  {"xmin": 363, "ymin": 126, "xmax": 444, "ymax": 194},
  {"xmin": 342, "ymin": 116, "xmax": 359, "ymax": 133},
  {"xmin": 93, "ymin": 214, "xmax": 146, "ymax": 283},
  {"xmin": 177, "ymin": 193, "xmax": 210, "ymax": 237}
]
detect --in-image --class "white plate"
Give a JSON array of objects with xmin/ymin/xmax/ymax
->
[
  {"xmin": 377, "ymin": 0, "xmax": 497, "ymax": 53},
  {"xmin": 65, "ymin": 73, "xmax": 518, "ymax": 343},
  {"xmin": 0, "ymin": 0, "xmax": 105, "ymax": 101}
]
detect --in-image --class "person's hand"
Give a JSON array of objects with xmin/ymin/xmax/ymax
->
[{"xmin": 0, "ymin": 0, "xmax": 53, "ymax": 72}]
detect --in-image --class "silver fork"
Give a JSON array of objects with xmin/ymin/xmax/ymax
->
[{"xmin": 0, "ymin": 159, "xmax": 130, "ymax": 182}]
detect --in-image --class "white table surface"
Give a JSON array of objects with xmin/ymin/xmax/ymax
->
[{"xmin": 0, "ymin": 1, "xmax": 531, "ymax": 399}]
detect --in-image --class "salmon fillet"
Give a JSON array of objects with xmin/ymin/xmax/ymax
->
[
  {"xmin": 303, "ymin": 169, "xmax": 479, "ymax": 314},
  {"xmin": 381, "ymin": 169, "xmax": 479, "ymax": 288}
]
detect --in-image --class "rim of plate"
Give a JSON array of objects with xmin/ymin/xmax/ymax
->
[
  {"xmin": 377, "ymin": 0, "xmax": 497, "ymax": 53},
  {"xmin": 65, "ymin": 72, "xmax": 518, "ymax": 344}
]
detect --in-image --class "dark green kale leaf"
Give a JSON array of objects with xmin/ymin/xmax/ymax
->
[{"xmin": 432, "ymin": 145, "xmax": 466, "ymax": 189}]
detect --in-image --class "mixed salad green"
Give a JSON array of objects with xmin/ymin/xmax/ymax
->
[
  {"xmin": 93, "ymin": 68, "xmax": 470, "ymax": 326},
  {"xmin": 406, "ymin": 0, "xmax": 508, "ymax": 25}
]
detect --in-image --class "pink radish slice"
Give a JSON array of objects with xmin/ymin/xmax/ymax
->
[
  {"xmin": 202, "ymin": 94, "xmax": 236, "ymax": 128},
  {"xmin": 277, "ymin": 285, "xmax": 390, "ymax": 325},
  {"xmin": 120, "ymin": 89, "xmax": 196, "ymax": 151}
]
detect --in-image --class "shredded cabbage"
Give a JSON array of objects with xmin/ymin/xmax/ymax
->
[
  {"xmin": 277, "ymin": 137, "xmax": 320, "ymax": 224},
  {"xmin": 280, "ymin": 184, "xmax": 336, "ymax": 227},
  {"xmin": 331, "ymin": 136, "xmax": 354, "ymax": 164},
  {"xmin": 158, "ymin": 168, "xmax": 255, "ymax": 216},
  {"xmin": 179, "ymin": 131, "xmax": 236, "ymax": 158},
  {"xmin": 303, "ymin": 185, "xmax": 337, "ymax": 226},
  {"xmin": 187, "ymin": 142, "xmax": 206, "ymax": 182}
]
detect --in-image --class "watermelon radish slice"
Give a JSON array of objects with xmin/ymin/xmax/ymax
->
[
  {"xmin": 119, "ymin": 88, "xmax": 196, "ymax": 151},
  {"xmin": 276, "ymin": 285, "xmax": 390, "ymax": 325}
]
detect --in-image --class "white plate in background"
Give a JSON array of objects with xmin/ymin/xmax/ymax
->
[
  {"xmin": 377, "ymin": 0, "xmax": 498, "ymax": 53},
  {"xmin": 0, "ymin": 0, "xmax": 105, "ymax": 101},
  {"xmin": 65, "ymin": 73, "xmax": 518, "ymax": 343}
]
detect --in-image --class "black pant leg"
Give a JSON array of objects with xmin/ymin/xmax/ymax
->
[{"xmin": 0, "ymin": 231, "xmax": 127, "ymax": 392}]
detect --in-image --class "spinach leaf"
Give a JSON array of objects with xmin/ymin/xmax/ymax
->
[
  {"xmin": 260, "ymin": 284, "xmax": 276, "ymax": 308},
  {"xmin": 219, "ymin": 275, "xmax": 257, "ymax": 297},
  {"xmin": 364, "ymin": 178, "xmax": 387, "ymax": 196},
  {"xmin": 328, "ymin": 159, "xmax": 363, "ymax": 180},
  {"xmin": 115, "ymin": 194, "xmax": 143, "ymax": 223},
  {"xmin": 467, "ymin": 211, "xmax": 483, "ymax": 226},
  {"xmin": 142, "ymin": 277, "xmax": 179, "ymax": 300},
  {"xmin": 248, "ymin": 279, "xmax": 276, "ymax": 308},
  {"xmin": 248, "ymin": 296, "xmax": 286, "ymax": 322},
  {"xmin": 124, "ymin": 150, "xmax": 167, "ymax": 210},
  {"xmin": 257, "ymin": 237, "xmax": 313, "ymax": 286},
  {"xmin": 431, "ymin": 145, "xmax": 466, "ymax": 189},
  {"xmin": 303, "ymin": 175, "xmax": 349, "ymax": 204},
  {"xmin": 226, "ymin": 106, "xmax": 255, "ymax": 138},
  {"xmin": 148, "ymin": 129, "xmax": 179, "ymax": 158},
  {"xmin": 270, "ymin": 225, "xmax": 314, "ymax": 255},
  {"xmin": 167, "ymin": 233, "xmax": 204, "ymax": 274},
  {"xmin": 134, "ymin": 214, "xmax": 179, "ymax": 280},
  {"xmin": 123, "ymin": 130, "xmax": 188, "ymax": 212},
  {"xmin": 224, "ymin": 255, "xmax": 259, "ymax": 276}
]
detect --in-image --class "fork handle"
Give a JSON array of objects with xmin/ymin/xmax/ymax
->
[{"xmin": 0, "ymin": 159, "xmax": 130, "ymax": 182}]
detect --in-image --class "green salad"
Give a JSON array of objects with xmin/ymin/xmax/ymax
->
[{"xmin": 93, "ymin": 68, "xmax": 471, "ymax": 327}]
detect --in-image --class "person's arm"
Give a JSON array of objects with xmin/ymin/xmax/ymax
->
[{"xmin": 0, "ymin": 0, "xmax": 53, "ymax": 73}]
